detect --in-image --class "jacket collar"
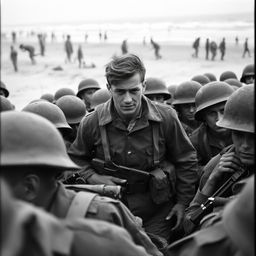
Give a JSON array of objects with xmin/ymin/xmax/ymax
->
[{"xmin": 96, "ymin": 95, "xmax": 163, "ymax": 126}]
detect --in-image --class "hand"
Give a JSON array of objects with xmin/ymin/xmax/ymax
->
[
  {"xmin": 88, "ymin": 173, "xmax": 127, "ymax": 186},
  {"xmin": 165, "ymin": 203, "xmax": 185, "ymax": 230},
  {"xmin": 212, "ymin": 195, "xmax": 236, "ymax": 207}
]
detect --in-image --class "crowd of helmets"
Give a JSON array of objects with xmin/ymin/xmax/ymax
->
[{"xmin": 0, "ymin": 63, "xmax": 254, "ymax": 149}]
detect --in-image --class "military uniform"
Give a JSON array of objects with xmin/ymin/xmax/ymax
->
[
  {"xmin": 68, "ymin": 96, "xmax": 198, "ymax": 241},
  {"xmin": 48, "ymin": 182, "xmax": 162, "ymax": 256}
]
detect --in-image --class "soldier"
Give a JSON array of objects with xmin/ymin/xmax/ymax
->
[
  {"xmin": 190, "ymin": 82, "xmax": 234, "ymax": 176},
  {"xmin": 56, "ymin": 95, "xmax": 86, "ymax": 146},
  {"xmin": 54, "ymin": 87, "xmax": 76, "ymax": 102},
  {"xmin": 172, "ymin": 81, "xmax": 202, "ymax": 137},
  {"xmin": 192, "ymin": 37, "xmax": 200, "ymax": 58},
  {"xmin": 144, "ymin": 77, "xmax": 171, "ymax": 104},
  {"xmin": 90, "ymin": 88, "xmax": 111, "ymax": 111},
  {"xmin": 242, "ymin": 38, "xmax": 251, "ymax": 58},
  {"xmin": 209, "ymin": 41, "xmax": 217, "ymax": 61},
  {"xmin": 64, "ymin": 35, "xmax": 73, "ymax": 63},
  {"xmin": 0, "ymin": 81, "xmax": 10, "ymax": 98},
  {"xmin": 0, "ymin": 111, "xmax": 162, "ymax": 256},
  {"xmin": 76, "ymin": 78, "xmax": 101, "ymax": 112},
  {"xmin": 184, "ymin": 84, "xmax": 254, "ymax": 234},
  {"xmin": 240, "ymin": 64, "xmax": 254, "ymax": 85},
  {"xmin": 19, "ymin": 44, "xmax": 36, "ymax": 64},
  {"xmin": 121, "ymin": 39, "xmax": 128, "ymax": 54},
  {"xmin": 191, "ymin": 75, "xmax": 210, "ymax": 86},
  {"xmin": 150, "ymin": 38, "xmax": 162, "ymax": 59},
  {"xmin": 0, "ymin": 178, "xmax": 150, "ymax": 256},
  {"xmin": 224, "ymin": 78, "xmax": 243, "ymax": 89},
  {"xmin": 219, "ymin": 38, "xmax": 226, "ymax": 61},
  {"xmin": 219, "ymin": 70, "xmax": 238, "ymax": 81},
  {"xmin": 167, "ymin": 176, "xmax": 254, "ymax": 256},
  {"xmin": 77, "ymin": 45, "xmax": 84, "ymax": 68},
  {"xmin": 203, "ymin": 73, "xmax": 217, "ymax": 82},
  {"xmin": 68, "ymin": 53, "xmax": 198, "ymax": 245},
  {"xmin": 205, "ymin": 38, "xmax": 210, "ymax": 60},
  {"xmin": 166, "ymin": 84, "xmax": 178, "ymax": 107},
  {"xmin": 10, "ymin": 45, "xmax": 18, "ymax": 72}
]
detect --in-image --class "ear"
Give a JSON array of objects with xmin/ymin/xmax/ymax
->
[
  {"xmin": 22, "ymin": 174, "xmax": 40, "ymax": 202},
  {"xmin": 106, "ymin": 83, "xmax": 111, "ymax": 91},
  {"xmin": 142, "ymin": 81, "xmax": 146, "ymax": 93}
]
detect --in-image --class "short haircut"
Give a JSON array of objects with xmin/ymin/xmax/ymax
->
[{"xmin": 105, "ymin": 54, "xmax": 146, "ymax": 86}]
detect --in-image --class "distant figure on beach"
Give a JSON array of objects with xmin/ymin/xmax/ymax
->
[
  {"xmin": 121, "ymin": 39, "xmax": 128, "ymax": 54},
  {"xmin": 11, "ymin": 31, "xmax": 16, "ymax": 44},
  {"xmin": 209, "ymin": 40, "xmax": 217, "ymax": 61},
  {"xmin": 219, "ymin": 37, "xmax": 226, "ymax": 61},
  {"xmin": 104, "ymin": 31, "xmax": 108, "ymax": 41},
  {"xmin": 99, "ymin": 31, "xmax": 102, "ymax": 42},
  {"xmin": 51, "ymin": 32, "xmax": 56, "ymax": 42},
  {"xmin": 37, "ymin": 33, "xmax": 46, "ymax": 56},
  {"xmin": 235, "ymin": 36, "xmax": 239, "ymax": 45},
  {"xmin": 192, "ymin": 37, "xmax": 200, "ymax": 58},
  {"xmin": 143, "ymin": 36, "xmax": 146, "ymax": 46},
  {"xmin": 242, "ymin": 38, "xmax": 251, "ymax": 58},
  {"xmin": 150, "ymin": 37, "xmax": 162, "ymax": 59},
  {"xmin": 10, "ymin": 45, "xmax": 18, "ymax": 72},
  {"xmin": 77, "ymin": 45, "xmax": 83, "ymax": 68},
  {"xmin": 205, "ymin": 38, "xmax": 210, "ymax": 60},
  {"xmin": 64, "ymin": 35, "xmax": 73, "ymax": 63},
  {"xmin": 19, "ymin": 44, "xmax": 36, "ymax": 64}
]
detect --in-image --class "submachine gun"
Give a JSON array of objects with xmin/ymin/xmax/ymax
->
[{"xmin": 189, "ymin": 166, "xmax": 248, "ymax": 226}]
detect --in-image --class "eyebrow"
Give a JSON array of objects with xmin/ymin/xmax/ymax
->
[{"xmin": 114, "ymin": 88, "xmax": 140, "ymax": 92}]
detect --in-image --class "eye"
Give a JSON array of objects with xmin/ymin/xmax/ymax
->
[{"xmin": 129, "ymin": 88, "xmax": 140, "ymax": 94}]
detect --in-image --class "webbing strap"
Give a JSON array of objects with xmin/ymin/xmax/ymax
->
[
  {"xmin": 152, "ymin": 123, "xmax": 160, "ymax": 166},
  {"xmin": 66, "ymin": 192, "xmax": 97, "ymax": 219},
  {"xmin": 99, "ymin": 125, "xmax": 111, "ymax": 162}
]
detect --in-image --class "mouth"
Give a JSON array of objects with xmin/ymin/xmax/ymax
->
[
  {"xmin": 239, "ymin": 152, "xmax": 254, "ymax": 158},
  {"xmin": 121, "ymin": 105, "xmax": 135, "ymax": 110}
]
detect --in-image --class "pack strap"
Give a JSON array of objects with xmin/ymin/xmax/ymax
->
[
  {"xmin": 99, "ymin": 125, "xmax": 111, "ymax": 162},
  {"xmin": 66, "ymin": 192, "xmax": 97, "ymax": 219}
]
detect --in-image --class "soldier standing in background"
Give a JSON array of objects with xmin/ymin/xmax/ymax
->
[
  {"xmin": 242, "ymin": 38, "xmax": 251, "ymax": 58},
  {"xmin": 219, "ymin": 38, "xmax": 226, "ymax": 61},
  {"xmin": 150, "ymin": 38, "xmax": 162, "ymax": 59},
  {"xmin": 192, "ymin": 37, "xmax": 200, "ymax": 58},
  {"xmin": 10, "ymin": 45, "xmax": 18, "ymax": 72},
  {"xmin": 121, "ymin": 39, "xmax": 128, "ymax": 54},
  {"xmin": 64, "ymin": 35, "xmax": 73, "ymax": 63}
]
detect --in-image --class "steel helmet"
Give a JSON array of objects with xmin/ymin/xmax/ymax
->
[
  {"xmin": 167, "ymin": 84, "xmax": 177, "ymax": 97},
  {"xmin": 22, "ymin": 101, "xmax": 71, "ymax": 130},
  {"xmin": 40, "ymin": 93, "xmax": 54, "ymax": 103},
  {"xmin": 191, "ymin": 75, "xmax": 210, "ymax": 86},
  {"xmin": 194, "ymin": 81, "xmax": 234, "ymax": 121},
  {"xmin": 0, "ymin": 96, "xmax": 14, "ymax": 112},
  {"xmin": 203, "ymin": 73, "xmax": 217, "ymax": 82},
  {"xmin": 240, "ymin": 64, "xmax": 254, "ymax": 83},
  {"xmin": 224, "ymin": 78, "xmax": 243, "ymax": 88},
  {"xmin": 0, "ymin": 81, "xmax": 9, "ymax": 98},
  {"xmin": 54, "ymin": 88, "xmax": 75, "ymax": 101},
  {"xmin": 217, "ymin": 84, "xmax": 254, "ymax": 133},
  {"xmin": 144, "ymin": 77, "xmax": 171, "ymax": 100},
  {"xmin": 56, "ymin": 95, "xmax": 86, "ymax": 124},
  {"xmin": 223, "ymin": 176, "xmax": 254, "ymax": 256},
  {"xmin": 172, "ymin": 81, "xmax": 202, "ymax": 105},
  {"xmin": 219, "ymin": 70, "xmax": 238, "ymax": 81},
  {"xmin": 77, "ymin": 78, "xmax": 100, "ymax": 97},
  {"xmin": 91, "ymin": 88, "xmax": 111, "ymax": 109},
  {"xmin": 0, "ymin": 111, "xmax": 79, "ymax": 170}
]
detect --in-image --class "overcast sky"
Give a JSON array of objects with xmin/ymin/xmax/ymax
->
[{"xmin": 1, "ymin": 0, "xmax": 254, "ymax": 26}]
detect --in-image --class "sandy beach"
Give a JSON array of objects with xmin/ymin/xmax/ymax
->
[{"xmin": 1, "ymin": 39, "xmax": 254, "ymax": 110}]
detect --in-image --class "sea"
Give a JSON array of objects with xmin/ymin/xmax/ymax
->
[{"xmin": 1, "ymin": 12, "xmax": 254, "ymax": 45}]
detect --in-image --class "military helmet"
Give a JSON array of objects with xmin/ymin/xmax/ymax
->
[
  {"xmin": 172, "ymin": 81, "xmax": 202, "ymax": 105},
  {"xmin": 219, "ymin": 70, "xmax": 238, "ymax": 81},
  {"xmin": 144, "ymin": 77, "xmax": 171, "ymax": 100},
  {"xmin": 194, "ymin": 81, "xmax": 234, "ymax": 121},
  {"xmin": 167, "ymin": 84, "xmax": 177, "ymax": 97},
  {"xmin": 0, "ymin": 96, "xmax": 14, "ymax": 112},
  {"xmin": 0, "ymin": 111, "xmax": 79, "ymax": 170},
  {"xmin": 54, "ymin": 88, "xmax": 75, "ymax": 101},
  {"xmin": 217, "ymin": 84, "xmax": 254, "ymax": 133},
  {"xmin": 0, "ymin": 81, "xmax": 10, "ymax": 98},
  {"xmin": 191, "ymin": 75, "xmax": 210, "ymax": 86},
  {"xmin": 56, "ymin": 95, "xmax": 86, "ymax": 124},
  {"xmin": 77, "ymin": 78, "xmax": 100, "ymax": 97},
  {"xmin": 22, "ymin": 101, "xmax": 71, "ymax": 130},
  {"xmin": 223, "ymin": 176, "xmax": 254, "ymax": 256},
  {"xmin": 240, "ymin": 64, "xmax": 254, "ymax": 83},
  {"xmin": 203, "ymin": 73, "xmax": 217, "ymax": 82},
  {"xmin": 91, "ymin": 88, "xmax": 111, "ymax": 109},
  {"xmin": 40, "ymin": 93, "xmax": 54, "ymax": 103},
  {"xmin": 224, "ymin": 78, "xmax": 243, "ymax": 88}
]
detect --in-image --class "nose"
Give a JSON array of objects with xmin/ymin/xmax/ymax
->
[
  {"xmin": 123, "ymin": 91, "xmax": 132, "ymax": 103},
  {"xmin": 240, "ymin": 133, "xmax": 252, "ymax": 148},
  {"xmin": 216, "ymin": 111, "xmax": 223, "ymax": 121},
  {"xmin": 189, "ymin": 105, "xmax": 195, "ymax": 113}
]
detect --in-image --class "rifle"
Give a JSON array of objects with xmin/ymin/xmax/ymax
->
[
  {"xmin": 91, "ymin": 158, "xmax": 151, "ymax": 194},
  {"xmin": 189, "ymin": 166, "xmax": 248, "ymax": 226},
  {"xmin": 65, "ymin": 184, "xmax": 123, "ymax": 200}
]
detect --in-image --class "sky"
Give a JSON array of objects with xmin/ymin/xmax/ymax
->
[{"xmin": 1, "ymin": 0, "xmax": 254, "ymax": 26}]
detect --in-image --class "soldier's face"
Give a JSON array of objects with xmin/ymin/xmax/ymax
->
[
  {"xmin": 204, "ymin": 102, "xmax": 228, "ymax": 133},
  {"xmin": 109, "ymin": 73, "xmax": 145, "ymax": 122},
  {"xmin": 179, "ymin": 103, "xmax": 196, "ymax": 122},
  {"xmin": 244, "ymin": 75, "xmax": 254, "ymax": 85},
  {"xmin": 232, "ymin": 130, "xmax": 254, "ymax": 166},
  {"xmin": 80, "ymin": 89, "xmax": 98, "ymax": 109},
  {"xmin": 146, "ymin": 94, "xmax": 165, "ymax": 104}
]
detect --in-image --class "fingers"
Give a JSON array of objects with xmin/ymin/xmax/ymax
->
[
  {"xmin": 111, "ymin": 177, "xmax": 127, "ymax": 185},
  {"xmin": 165, "ymin": 211, "xmax": 174, "ymax": 221}
]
